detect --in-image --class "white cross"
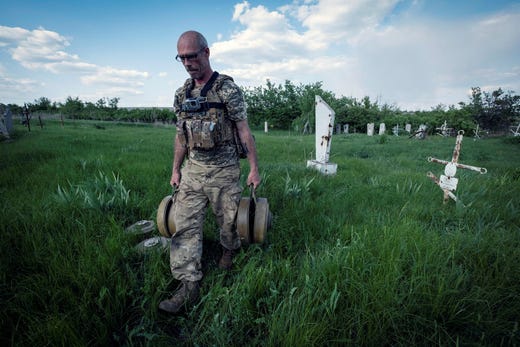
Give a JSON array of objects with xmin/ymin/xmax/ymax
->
[
  {"xmin": 392, "ymin": 124, "xmax": 400, "ymax": 136},
  {"xmin": 436, "ymin": 120, "xmax": 452, "ymax": 137},
  {"xmin": 511, "ymin": 123, "xmax": 520, "ymax": 137},
  {"xmin": 473, "ymin": 124, "xmax": 481, "ymax": 140},
  {"xmin": 427, "ymin": 130, "xmax": 487, "ymax": 205}
]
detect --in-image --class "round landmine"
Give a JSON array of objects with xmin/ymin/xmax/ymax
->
[
  {"xmin": 237, "ymin": 196, "xmax": 252, "ymax": 245},
  {"xmin": 253, "ymin": 198, "xmax": 271, "ymax": 243},
  {"xmin": 125, "ymin": 220, "xmax": 155, "ymax": 235},
  {"xmin": 135, "ymin": 236, "xmax": 170, "ymax": 254},
  {"xmin": 157, "ymin": 195, "xmax": 173, "ymax": 237}
]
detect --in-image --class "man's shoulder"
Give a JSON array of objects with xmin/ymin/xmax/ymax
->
[
  {"xmin": 215, "ymin": 74, "xmax": 237, "ymax": 91},
  {"xmin": 217, "ymin": 75, "xmax": 242, "ymax": 99},
  {"xmin": 216, "ymin": 73, "xmax": 234, "ymax": 83}
]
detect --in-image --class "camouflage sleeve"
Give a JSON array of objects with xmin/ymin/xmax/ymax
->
[
  {"xmin": 219, "ymin": 79, "xmax": 247, "ymax": 122},
  {"xmin": 173, "ymin": 87, "xmax": 183, "ymax": 115},
  {"xmin": 173, "ymin": 86, "xmax": 184, "ymax": 128}
]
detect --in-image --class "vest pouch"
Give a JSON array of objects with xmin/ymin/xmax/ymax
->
[
  {"xmin": 187, "ymin": 119, "xmax": 216, "ymax": 149},
  {"xmin": 199, "ymin": 121, "xmax": 217, "ymax": 149},
  {"xmin": 185, "ymin": 120, "xmax": 196, "ymax": 149}
]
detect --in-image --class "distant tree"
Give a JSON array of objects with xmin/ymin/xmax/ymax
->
[
  {"xmin": 429, "ymin": 104, "xmax": 474, "ymax": 134},
  {"xmin": 84, "ymin": 102, "xmax": 98, "ymax": 120},
  {"xmin": 339, "ymin": 96, "xmax": 381, "ymax": 132},
  {"xmin": 6, "ymin": 103, "xmax": 23, "ymax": 115},
  {"xmin": 108, "ymin": 97, "xmax": 119, "ymax": 110},
  {"xmin": 61, "ymin": 96, "xmax": 84, "ymax": 118},
  {"xmin": 14, "ymin": 85, "xmax": 519, "ymax": 131},
  {"xmin": 31, "ymin": 97, "xmax": 53, "ymax": 112},
  {"xmin": 242, "ymin": 85, "xmax": 264, "ymax": 127},
  {"xmin": 244, "ymin": 79, "xmax": 305, "ymax": 129},
  {"xmin": 293, "ymin": 81, "xmax": 334, "ymax": 132},
  {"xmin": 468, "ymin": 87, "xmax": 520, "ymax": 131},
  {"xmin": 261, "ymin": 79, "xmax": 289, "ymax": 128},
  {"xmin": 96, "ymin": 98, "xmax": 107, "ymax": 109}
]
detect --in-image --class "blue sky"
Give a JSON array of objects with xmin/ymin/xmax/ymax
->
[{"xmin": 1, "ymin": 0, "xmax": 519, "ymax": 110}]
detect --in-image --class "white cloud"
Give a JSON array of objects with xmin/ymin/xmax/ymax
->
[
  {"xmin": 2, "ymin": 2, "xmax": 519, "ymax": 109},
  {"xmin": 222, "ymin": 55, "xmax": 351, "ymax": 88},
  {"xmin": 295, "ymin": 0, "xmax": 400, "ymax": 44},
  {"xmin": 0, "ymin": 26, "xmax": 32, "ymax": 43},
  {"xmin": 350, "ymin": 9, "xmax": 520, "ymax": 109},
  {"xmin": 0, "ymin": 25, "xmax": 150, "ymax": 95},
  {"xmin": 212, "ymin": 1, "xmax": 310, "ymax": 63},
  {"xmin": 211, "ymin": 0, "xmax": 401, "ymax": 92},
  {"xmin": 81, "ymin": 66, "xmax": 149, "ymax": 87},
  {"xmin": 0, "ymin": 26, "xmax": 82, "ymax": 72},
  {"xmin": 0, "ymin": 74, "xmax": 42, "ymax": 94},
  {"xmin": 210, "ymin": 0, "xmax": 520, "ymax": 109},
  {"xmin": 0, "ymin": 65, "xmax": 42, "ymax": 96}
]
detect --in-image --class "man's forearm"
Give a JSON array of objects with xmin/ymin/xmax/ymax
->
[
  {"xmin": 244, "ymin": 134, "xmax": 258, "ymax": 171},
  {"xmin": 172, "ymin": 135, "xmax": 187, "ymax": 173}
]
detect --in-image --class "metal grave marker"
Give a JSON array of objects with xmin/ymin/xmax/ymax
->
[
  {"xmin": 306, "ymin": 95, "xmax": 337, "ymax": 175},
  {"xmin": 392, "ymin": 124, "xmax": 400, "ymax": 136},
  {"xmin": 427, "ymin": 130, "xmax": 487, "ymax": 205},
  {"xmin": 473, "ymin": 124, "xmax": 482, "ymax": 140},
  {"xmin": 436, "ymin": 120, "xmax": 452, "ymax": 137},
  {"xmin": 410, "ymin": 124, "xmax": 427, "ymax": 139}
]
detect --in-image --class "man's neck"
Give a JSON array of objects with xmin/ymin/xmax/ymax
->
[{"xmin": 194, "ymin": 69, "xmax": 214, "ymax": 86}]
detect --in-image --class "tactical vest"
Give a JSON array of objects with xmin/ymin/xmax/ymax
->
[{"xmin": 177, "ymin": 72, "xmax": 236, "ymax": 151}]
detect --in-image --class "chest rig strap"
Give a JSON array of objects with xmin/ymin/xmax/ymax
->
[{"xmin": 184, "ymin": 71, "xmax": 225, "ymax": 111}]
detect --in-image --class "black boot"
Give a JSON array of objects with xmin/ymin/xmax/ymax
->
[{"xmin": 159, "ymin": 280, "xmax": 200, "ymax": 313}]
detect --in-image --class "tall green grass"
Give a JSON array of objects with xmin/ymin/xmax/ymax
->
[{"xmin": 1, "ymin": 121, "xmax": 519, "ymax": 346}]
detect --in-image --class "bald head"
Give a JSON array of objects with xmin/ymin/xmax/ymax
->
[
  {"xmin": 177, "ymin": 31, "xmax": 208, "ymax": 50},
  {"xmin": 176, "ymin": 31, "xmax": 212, "ymax": 84}
]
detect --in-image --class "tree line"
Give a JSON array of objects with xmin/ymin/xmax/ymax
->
[
  {"xmin": 243, "ymin": 81, "xmax": 520, "ymax": 134},
  {"xmin": 4, "ymin": 96, "xmax": 175, "ymax": 124},
  {"xmin": 3, "ymin": 81, "xmax": 519, "ymax": 134}
]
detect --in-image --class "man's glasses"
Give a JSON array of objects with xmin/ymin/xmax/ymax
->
[{"xmin": 175, "ymin": 48, "xmax": 205, "ymax": 63}]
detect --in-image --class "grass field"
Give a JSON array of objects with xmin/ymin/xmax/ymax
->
[{"xmin": 1, "ymin": 120, "xmax": 519, "ymax": 346}]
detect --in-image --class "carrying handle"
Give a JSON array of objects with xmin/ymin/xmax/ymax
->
[{"xmin": 248, "ymin": 183, "xmax": 257, "ymax": 204}]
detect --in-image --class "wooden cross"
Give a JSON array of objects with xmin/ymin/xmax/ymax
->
[{"xmin": 427, "ymin": 130, "xmax": 487, "ymax": 204}]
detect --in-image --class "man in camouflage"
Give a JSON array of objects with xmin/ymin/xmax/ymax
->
[{"xmin": 159, "ymin": 31, "xmax": 261, "ymax": 314}]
